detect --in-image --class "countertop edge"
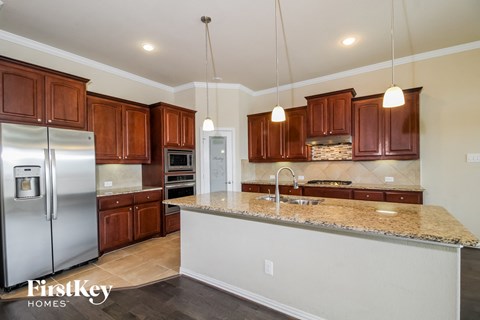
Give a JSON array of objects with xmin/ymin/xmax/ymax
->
[{"xmin": 97, "ymin": 186, "xmax": 163, "ymax": 197}]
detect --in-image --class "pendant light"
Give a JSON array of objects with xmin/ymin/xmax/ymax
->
[
  {"xmin": 271, "ymin": 0, "xmax": 286, "ymax": 122},
  {"xmin": 383, "ymin": 0, "xmax": 405, "ymax": 108},
  {"xmin": 201, "ymin": 16, "xmax": 215, "ymax": 131}
]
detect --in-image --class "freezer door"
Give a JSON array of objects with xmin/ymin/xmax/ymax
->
[
  {"xmin": 0, "ymin": 124, "xmax": 53, "ymax": 288},
  {"xmin": 48, "ymin": 128, "xmax": 98, "ymax": 272}
]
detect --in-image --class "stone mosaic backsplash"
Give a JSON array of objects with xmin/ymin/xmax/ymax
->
[
  {"xmin": 241, "ymin": 159, "xmax": 420, "ymax": 185},
  {"xmin": 311, "ymin": 144, "xmax": 352, "ymax": 161}
]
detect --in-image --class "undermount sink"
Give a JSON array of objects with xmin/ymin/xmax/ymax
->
[{"xmin": 257, "ymin": 195, "xmax": 323, "ymax": 206}]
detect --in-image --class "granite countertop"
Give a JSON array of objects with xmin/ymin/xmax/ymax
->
[
  {"xmin": 242, "ymin": 180, "xmax": 424, "ymax": 192},
  {"xmin": 97, "ymin": 186, "xmax": 162, "ymax": 197},
  {"xmin": 164, "ymin": 191, "xmax": 478, "ymax": 247}
]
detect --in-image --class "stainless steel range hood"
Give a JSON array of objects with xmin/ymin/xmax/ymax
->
[{"xmin": 305, "ymin": 135, "xmax": 352, "ymax": 146}]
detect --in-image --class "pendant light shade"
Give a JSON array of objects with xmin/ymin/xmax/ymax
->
[
  {"xmin": 272, "ymin": 105, "xmax": 286, "ymax": 122},
  {"xmin": 383, "ymin": 0, "xmax": 405, "ymax": 108},
  {"xmin": 202, "ymin": 117, "xmax": 214, "ymax": 131},
  {"xmin": 383, "ymin": 85, "xmax": 405, "ymax": 108},
  {"xmin": 201, "ymin": 16, "xmax": 215, "ymax": 131},
  {"xmin": 271, "ymin": 0, "xmax": 286, "ymax": 122}
]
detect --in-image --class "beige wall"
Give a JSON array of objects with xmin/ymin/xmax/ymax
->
[{"xmin": 2, "ymin": 36, "xmax": 479, "ymax": 238}]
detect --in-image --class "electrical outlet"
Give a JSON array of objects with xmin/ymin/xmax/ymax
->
[
  {"xmin": 298, "ymin": 175, "xmax": 305, "ymax": 180},
  {"xmin": 384, "ymin": 177, "xmax": 394, "ymax": 183},
  {"xmin": 103, "ymin": 181, "xmax": 113, "ymax": 187},
  {"xmin": 467, "ymin": 153, "xmax": 480, "ymax": 163},
  {"xmin": 269, "ymin": 175, "xmax": 275, "ymax": 180},
  {"xmin": 264, "ymin": 260, "xmax": 274, "ymax": 276}
]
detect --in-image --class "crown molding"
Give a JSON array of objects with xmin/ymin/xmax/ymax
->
[
  {"xmin": 2, "ymin": 29, "xmax": 478, "ymax": 98},
  {"xmin": 0, "ymin": 29, "xmax": 175, "ymax": 92}
]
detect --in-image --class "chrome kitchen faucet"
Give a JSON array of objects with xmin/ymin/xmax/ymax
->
[{"xmin": 275, "ymin": 167, "xmax": 299, "ymax": 204}]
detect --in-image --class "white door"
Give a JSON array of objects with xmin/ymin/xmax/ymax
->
[{"xmin": 201, "ymin": 128, "xmax": 235, "ymax": 194}]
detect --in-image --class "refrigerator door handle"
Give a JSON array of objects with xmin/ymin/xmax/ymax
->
[
  {"xmin": 44, "ymin": 149, "xmax": 52, "ymax": 221},
  {"xmin": 50, "ymin": 149, "xmax": 58, "ymax": 220}
]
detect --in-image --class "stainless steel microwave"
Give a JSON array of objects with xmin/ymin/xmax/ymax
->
[{"xmin": 165, "ymin": 149, "xmax": 195, "ymax": 172}]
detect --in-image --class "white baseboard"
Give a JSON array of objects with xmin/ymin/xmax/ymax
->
[{"xmin": 180, "ymin": 267, "xmax": 327, "ymax": 320}]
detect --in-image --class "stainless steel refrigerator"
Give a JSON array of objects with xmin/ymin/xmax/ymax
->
[{"xmin": 0, "ymin": 123, "xmax": 98, "ymax": 290}]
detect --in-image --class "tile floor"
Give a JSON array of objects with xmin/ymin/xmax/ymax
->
[{"xmin": 0, "ymin": 232, "xmax": 180, "ymax": 300}]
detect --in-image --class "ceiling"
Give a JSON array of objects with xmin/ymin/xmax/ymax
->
[{"xmin": 0, "ymin": 0, "xmax": 479, "ymax": 91}]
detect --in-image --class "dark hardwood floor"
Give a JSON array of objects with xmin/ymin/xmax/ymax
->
[
  {"xmin": 0, "ymin": 276, "xmax": 294, "ymax": 320},
  {"xmin": 461, "ymin": 247, "xmax": 480, "ymax": 320}
]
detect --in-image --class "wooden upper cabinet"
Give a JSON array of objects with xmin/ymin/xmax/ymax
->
[
  {"xmin": 181, "ymin": 111, "xmax": 195, "ymax": 149},
  {"xmin": 266, "ymin": 120, "xmax": 284, "ymax": 160},
  {"xmin": 384, "ymin": 90, "xmax": 420, "ymax": 159},
  {"xmin": 45, "ymin": 75, "xmax": 86, "ymax": 129},
  {"xmin": 87, "ymin": 92, "xmax": 150, "ymax": 164},
  {"xmin": 124, "ymin": 105, "xmax": 150, "ymax": 162},
  {"xmin": 352, "ymin": 87, "xmax": 422, "ymax": 160},
  {"xmin": 162, "ymin": 106, "xmax": 196, "ymax": 149},
  {"xmin": 285, "ymin": 108, "xmax": 308, "ymax": 160},
  {"xmin": 0, "ymin": 61, "xmax": 44, "ymax": 124},
  {"xmin": 248, "ymin": 113, "xmax": 267, "ymax": 161},
  {"xmin": 0, "ymin": 56, "xmax": 88, "ymax": 129},
  {"xmin": 352, "ymin": 97, "xmax": 383, "ymax": 159},
  {"xmin": 306, "ymin": 89, "xmax": 356, "ymax": 137}
]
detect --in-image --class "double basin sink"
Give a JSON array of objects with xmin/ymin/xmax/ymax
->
[{"xmin": 257, "ymin": 195, "xmax": 323, "ymax": 206}]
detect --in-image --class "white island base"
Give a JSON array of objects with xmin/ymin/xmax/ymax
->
[{"xmin": 180, "ymin": 209, "xmax": 461, "ymax": 320}]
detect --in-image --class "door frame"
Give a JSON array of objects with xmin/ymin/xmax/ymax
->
[{"xmin": 200, "ymin": 127, "xmax": 235, "ymax": 194}]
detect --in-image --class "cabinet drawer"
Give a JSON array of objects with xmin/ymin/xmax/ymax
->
[
  {"xmin": 98, "ymin": 194, "xmax": 134, "ymax": 210},
  {"xmin": 259, "ymin": 185, "xmax": 275, "ymax": 194},
  {"xmin": 385, "ymin": 192, "xmax": 423, "ymax": 204},
  {"xmin": 134, "ymin": 190, "xmax": 161, "ymax": 204},
  {"xmin": 353, "ymin": 190, "xmax": 384, "ymax": 201},
  {"xmin": 279, "ymin": 186, "xmax": 303, "ymax": 196},
  {"xmin": 242, "ymin": 184, "xmax": 261, "ymax": 193},
  {"xmin": 303, "ymin": 187, "xmax": 353, "ymax": 199},
  {"xmin": 165, "ymin": 213, "xmax": 180, "ymax": 234}
]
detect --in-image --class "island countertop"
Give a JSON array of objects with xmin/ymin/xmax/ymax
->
[{"xmin": 164, "ymin": 191, "xmax": 479, "ymax": 247}]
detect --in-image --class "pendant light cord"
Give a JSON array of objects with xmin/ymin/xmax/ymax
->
[
  {"xmin": 390, "ymin": 0, "xmax": 395, "ymax": 86},
  {"xmin": 275, "ymin": 0, "xmax": 280, "ymax": 107},
  {"xmin": 204, "ymin": 17, "xmax": 210, "ymax": 117}
]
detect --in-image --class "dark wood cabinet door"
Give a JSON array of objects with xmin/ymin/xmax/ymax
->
[
  {"xmin": 133, "ymin": 202, "xmax": 161, "ymax": 241},
  {"xmin": 384, "ymin": 90, "xmax": 420, "ymax": 159},
  {"xmin": 352, "ymin": 97, "xmax": 383, "ymax": 160},
  {"xmin": 123, "ymin": 105, "xmax": 150, "ymax": 163},
  {"xmin": 385, "ymin": 191, "xmax": 423, "ymax": 204},
  {"xmin": 285, "ymin": 108, "xmax": 308, "ymax": 160},
  {"xmin": 248, "ymin": 114, "xmax": 267, "ymax": 161},
  {"xmin": 353, "ymin": 190, "xmax": 385, "ymax": 201},
  {"xmin": 0, "ymin": 61, "xmax": 44, "ymax": 125},
  {"xmin": 307, "ymin": 97, "xmax": 328, "ymax": 136},
  {"xmin": 328, "ymin": 93, "xmax": 352, "ymax": 135},
  {"xmin": 181, "ymin": 111, "xmax": 195, "ymax": 148},
  {"xmin": 87, "ymin": 96, "xmax": 123, "ymax": 163},
  {"xmin": 303, "ymin": 187, "xmax": 353, "ymax": 199},
  {"xmin": 259, "ymin": 185, "xmax": 275, "ymax": 194},
  {"xmin": 279, "ymin": 185, "xmax": 303, "ymax": 195},
  {"xmin": 165, "ymin": 213, "xmax": 180, "ymax": 234},
  {"xmin": 163, "ymin": 107, "xmax": 182, "ymax": 147},
  {"xmin": 45, "ymin": 75, "xmax": 86, "ymax": 129},
  {"xmin": 99, "ymin": 207, "xmax": 133, "ymax": 253},
  {"xmin": 266, "ymin": 120, "xmax": 285, "ymax": 160}
]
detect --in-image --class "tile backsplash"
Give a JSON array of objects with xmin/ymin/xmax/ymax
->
[
  {"xmin": 241, "ymin": 159, "xmax": 420, "ymax": 185},
  {"xmin": 96, "ymin": 164, "xmax": 143, "ymax": 190},
  {"xmin": 311, "ymin": 144, "xmax": 352, "ymax": 161}
]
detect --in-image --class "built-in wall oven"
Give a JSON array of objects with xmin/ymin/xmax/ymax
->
[
  {"xmin": 165, "ymin": 149, "xmax": 194, "ymax": 172},
  {"xmin": 164, "ymin": 173, "xmax": 196, "ymax": 214}
]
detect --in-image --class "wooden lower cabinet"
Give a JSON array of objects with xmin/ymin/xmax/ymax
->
[
  {"xmin": 241, "ymin": 183, "xmax": 423, "ymax": 204},
  {"xmin": 99, "ymin": 207, "xmax": 133, "ymax": 253},
  {"xmin": 98, "ymin": 190, "xmax": 162, "ymax": 254},
  {"xmin": 165, "ymin": 213, "xmax": 180, "ymax": 234}
]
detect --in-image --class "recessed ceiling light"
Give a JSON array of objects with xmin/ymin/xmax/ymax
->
[
  {"xmin": 342, "ymin": 37, "xmax": 356, "ymax": 46},
  {"xmin": 142, "ymin": 43, "xmax": 154, "ymax": 51}
]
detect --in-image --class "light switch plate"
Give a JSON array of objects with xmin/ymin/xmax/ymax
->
[
  {"xmin": 298, "ymin": 175, "xmax": 305, "ymax": 180},
  {"xmin": 384, "ymin": 177, "xmax": 394, "ymax": 183},
  {"xmin": 104, "ymin": 181, "xmax": 113, "ymax": 187},
  {"xmin": 467, "ymin": 153, "xmax": 480, "ymax": 163}
]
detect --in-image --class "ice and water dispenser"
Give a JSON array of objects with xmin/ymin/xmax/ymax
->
[{"xmin": 14, "ymin": 166, "xmax": 41, "ymax": 199}]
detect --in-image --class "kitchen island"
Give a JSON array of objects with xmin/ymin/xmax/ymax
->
[{"xmin": 165, "ymin": 192, "xmax": 478, "ymax": 320}]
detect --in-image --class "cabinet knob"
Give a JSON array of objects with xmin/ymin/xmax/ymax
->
[
  {"xmin": 329, "ymin": 131, "xmax": 332, "ymax": 134},
  {"xmin": 37, "ymin": 119, "xmax": 42, "ymax": 122},
  {"xmin": 366, "ymin": 195, "xmax": 370, "ymax": 198},
  {"xmin": 147, "ymin": 196, "xmax": 150, "ymax": 199},
  {"xmin": 400, "ymin": 197, "xmax": 404, "ymax": 200},
  {"xmin": 135, "ymin": 206, "xmax": 139, "ymax": 209},
  {"xmin": 118, "ymin": 156, "xmax": 121, "ymax": 159},
  {"xmin": 116, "ymin": 201, "xmax": 119, "ymax": 204},
  {"xmin": 125, "ymin": 156, "xmax": 127, "ymax": 159},
  {"xmin": 48, "ymin": 120, "xmax": 52, "ymax": 123},
  {"xmin": 129, "ymin": 208, "xmax": 132, "ymax": 211}
]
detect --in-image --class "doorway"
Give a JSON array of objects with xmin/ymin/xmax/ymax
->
[{"xmin": 200, "ymin": 128, "xmax": 235, "ymax": 194}]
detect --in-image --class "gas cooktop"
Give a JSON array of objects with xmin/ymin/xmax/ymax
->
[{"xmin": 307, "ymin": 180, "xmax": 352, "ymax": 186}]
